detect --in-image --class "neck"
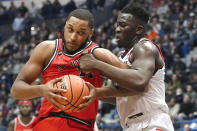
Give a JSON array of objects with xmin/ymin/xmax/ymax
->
[
  {"xmin": 125, "ymin": 36, "xmax": 141, "ymax": 52},
  {"xmin": 63, "ymin": 39, "xmax": 89, "ymax": 55},
  {"xmin": 20, "ymin": 115, "xmax": 32, "ymax": 124}
]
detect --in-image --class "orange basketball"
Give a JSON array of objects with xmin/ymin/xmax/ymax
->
[{"xmin": 53, "ymin": 75, "xmax": 90, "ymax": 112}]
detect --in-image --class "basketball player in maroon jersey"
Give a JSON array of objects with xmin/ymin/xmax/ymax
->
[
  {"xmin": 8, "ymin": 100, "xmax": 35, "ymax": 131},
  {"xmin": 10, "ymin": 9, "xmax": 128, "ymax": 131}
]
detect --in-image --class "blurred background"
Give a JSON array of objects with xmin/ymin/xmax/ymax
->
[{"xmin": 0, "ymin": 0, "xmax": 197, "ymax": 130}]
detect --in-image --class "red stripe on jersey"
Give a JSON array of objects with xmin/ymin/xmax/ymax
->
[
  {"xmin": 153, "ymin": 43, "xmax": 165, "ymax": 69},
  {"xmin": 156, "ymin": 129, "xmax": 163, "ymax": 131},
  {"xmin": 128, "ymin": 49, "xmax": 133, "ymax": 63}
]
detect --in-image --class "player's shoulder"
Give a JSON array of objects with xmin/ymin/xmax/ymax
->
[
  {"xmin": 29, "ymin": 40, "xmax": 57, "ymax": 62},
  {"xmin": 8, "ymin": 118, "xmax": 15, "ymax": 126},
  {"xmin": 33, "ymin": 40, "xmax": 56, "ymax": 55},
  {"xmin": 36, "ymin": 40, "xmax": 56, "ymax": 50},
  {"xmin": 134, "ymin": 39, "xmax": 158, "ymax": 54},
  {"xmin": 93, "ymin": 48, "xmax": 110, "ymax": 54}
]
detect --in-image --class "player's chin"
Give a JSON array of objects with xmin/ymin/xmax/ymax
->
[
  {"xmin": 66, "ymin": 44, "xmax": 79, "ymax": 51},
  {"xmin": 67, "ymin": 46, "xmax": 79, "ymax": 52},
  {"xmin": 117, "ymin": 42, "xmax": 124, "ymax": 48},
  {"xmin": 116, "ymin": 39, "xmax": 123, "ymax": 47}
]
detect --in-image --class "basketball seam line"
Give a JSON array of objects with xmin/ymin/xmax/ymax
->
[
  {"xmin": 55, "ymin": 78, "xmax": 81, "ymax": 110},
  {"xmin": 59, "ymin": 78, "xmax": 71, "ymax": 107},
  {"xmin": 72, "ymin": 78, "xmax": 85, "ymax": 112},
  {"xmin": 63, "ymin": 75, "xmax": 75, "ymax": 111}
]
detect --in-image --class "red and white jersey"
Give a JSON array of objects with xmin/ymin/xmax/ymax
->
[
  {"xmin": 116, "ymin": 38, "xmax": 169, "ymax": 129},
  {"xmin": 14, "ymin": 116, "xmax": 35, "ymax": 131}
]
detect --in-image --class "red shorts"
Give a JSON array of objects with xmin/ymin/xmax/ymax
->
[{"xmin": 33, "ymin": 117, "xmax": 94, "ymax": 131}]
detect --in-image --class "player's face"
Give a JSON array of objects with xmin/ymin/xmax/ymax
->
[
  {"xmin": 115, "ymin": 13, "xmax": 136, "ymax": 48},
  {"xmin": 64, "ymin": 16, "xmax": 94, "ymax": 51},
  {"xmin": 19, "ymin": 103, "xmax": 32, "ymax": 117}
]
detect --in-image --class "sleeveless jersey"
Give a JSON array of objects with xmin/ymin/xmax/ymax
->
[
  {"xmin": 116, "ymin": 38, "xmax": 169, "ymax": 129},
  {"xmin": 37, "ymin": 39, "xmax": 103, "ymax": 125},
  {"xmin": 14, "ymin": 116, "xmax": 35, "ymax": 131}
]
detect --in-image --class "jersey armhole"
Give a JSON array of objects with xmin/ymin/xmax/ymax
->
[
  {"xmin": 154, "ymin": 43, "xmax": 165, "ymax": 69},
  {"xmin": 43, "ymin": 39, "xmax": 59, "ymax": 71},
  {"xmin": 90, "ymin": 46, "xmax": 99, "ymax": 54},
  {"xmin": 128, "ymin": 49, "xmax": 134, "ymax": 65},
  {"xmin": 153, "ymin": 43, "xmax": 165, "ymax": 75}
]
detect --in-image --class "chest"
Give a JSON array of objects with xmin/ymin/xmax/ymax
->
[{"xmin": 52, "ymin": 54, "xmax": 81, "ymax": 71}]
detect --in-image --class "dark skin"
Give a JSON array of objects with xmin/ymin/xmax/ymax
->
[
  {"xmin": 79, "ymin": 13, "xmax": 164, "ymax": 110},
  {"xmin": 10, "ymin": 15, "xmax": 130, "ymax": 110},
  {"xmin": 8, "ymin": 103, "xmax": 33, "ymax": 131}
]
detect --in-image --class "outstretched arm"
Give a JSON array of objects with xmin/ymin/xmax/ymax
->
[
  {"xmin": 92, "ymin": 48, "xmax": 140, "ymax": 96},
  {"xmin": 93, "ymin": 48, "xmax": 130, "ymax": 69},
  {"xmin": 80, "ymin": 43, "xmax": 155, "ymax": 97}
]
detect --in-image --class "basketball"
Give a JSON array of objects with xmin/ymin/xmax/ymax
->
[{"xmin": 53, "ymin": 75, "xmax": 90, "ymax": 112}]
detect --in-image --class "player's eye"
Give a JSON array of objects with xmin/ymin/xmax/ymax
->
[
  {"xmin": 120, "ymin": 23, "xmax": 127, "ymax": 27},
  {"xmin": 67, "ymin": 27, "xmax": 73, "ymax": 32},
  {"xmin": 78, "ymin": 32, "xmax": 85, "ymax": 35}
]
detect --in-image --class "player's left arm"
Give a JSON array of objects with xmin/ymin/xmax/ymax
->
[
  {"xmin": 92, "ymin": 48, "xmax": 139, "ymax": 97},
  {"xmin": 92, "ymin": 48, "xmax": 130, "ymax": 69},
  {"xmin": 8, "ymin": 119, "xmax": 15, "ymax": 131}
]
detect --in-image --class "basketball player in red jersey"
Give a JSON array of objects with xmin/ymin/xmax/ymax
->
[
  {"xmin": 10, "ymin": 9, "xmax": 128, "ymax": 131},
  {"xmin": 8, "ymin": 100, "xmax": 35, "ymax": 131},
  {"xmin": 79, "ymin": 3, "xmax": 175, "ymax": 131}
]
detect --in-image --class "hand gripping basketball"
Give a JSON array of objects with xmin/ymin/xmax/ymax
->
[
  {"xmin": 43, "ymin": 77, "xmax": 67, "ymax": 110},
  {"xmin": 78, "ymin": 82, "xmax": 98, "ymax": 111},
  {"xmin": 53, "ymin": 75, "xmax": 90, "ymax": 112}
]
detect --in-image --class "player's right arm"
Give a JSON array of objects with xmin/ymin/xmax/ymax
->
[
  {"xmin": 8, "ymin": 119, "xmax": 14, "ymax": 131},
  {"xmin": 100, "ymin": 97, "xmax": 116, "ymax": 105},
  {"xmin": 11, "ymin": 41, "xmax": 66, "ymax": 109},
  {"xmin": 84, "ymin": 48, "xmax": 137, "ymax": 105}
]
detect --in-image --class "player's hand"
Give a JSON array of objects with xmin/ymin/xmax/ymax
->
[
  {"xmin": 78, "ymin": 82, "xmax": 98, "ymax": 111},
  {"xmin": 42, "ymin": 77, "xmax": 67, "ymax": 110},
  {"xmin": 79, "ymin": 54, "xmax": 98, "ymax": 71}
]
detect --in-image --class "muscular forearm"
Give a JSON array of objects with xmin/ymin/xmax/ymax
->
[
  {"xmin": 94, "ymin": 61, "xmax": 146, "ymax": 92},
  {"xmin": 11, "ymin": 80, "xmax": 44, "ymax": 99},
  {"xmin": 97, "ymin": 86, "xmax": 139, "ymax": 99},
  {"xmin": 100, "ymin": 97, "xmax": 116, "ymax": 105}
]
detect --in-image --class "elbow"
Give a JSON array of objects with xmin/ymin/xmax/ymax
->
[
  {"xmin": 136, "ymin": 84, "xmax": 146, "ymax": 93},
  {"xmin": 126, "ymin": 79, "xmax": 147, "ymax": 93},
  {"xmin": 10, "ymin": 86, "xmax": 18, "ymax": 99},
  {"xmin": 135, "ymin": 79, "xmax": 148, "ymax": 93}
]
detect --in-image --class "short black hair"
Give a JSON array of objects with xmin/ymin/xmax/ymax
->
[
  {"xmin": 66, "ymin": 9, "xmax": 94, "ymax": 29},
  {"xmin": 121, "ymin": 2, "xmax": 150, "ymax": 24}
]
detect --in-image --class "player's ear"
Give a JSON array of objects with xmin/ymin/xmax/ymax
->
[
  {"xmin": 136, "ymin": 25, "xmax": 144, "ymax": 35},
  {"xmin": 89, "ymin": 28, "xmax": 94, "ymax": 39}
]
